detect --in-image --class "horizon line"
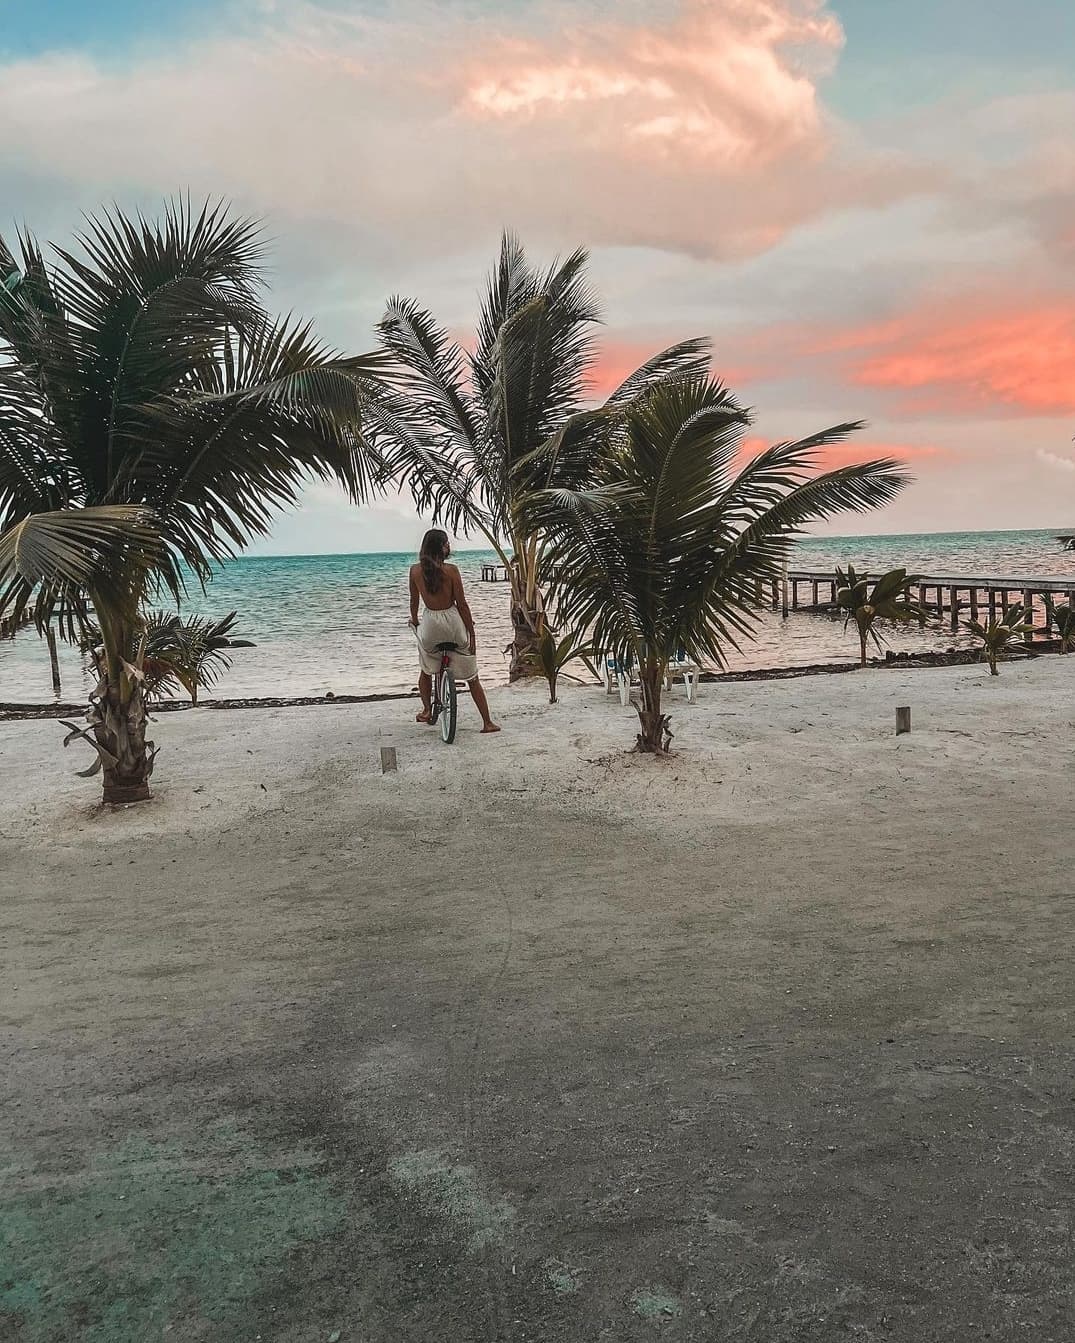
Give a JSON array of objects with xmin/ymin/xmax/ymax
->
[{"xmin": 239, "ymin": 524, "xmax": 1071, "ymax": 563}]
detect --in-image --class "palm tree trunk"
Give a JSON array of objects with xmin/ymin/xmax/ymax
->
[
  {"xmin": 858, "ymin": 626, "xmax": 868, "ymax": 667},
  {"xmin": 508, "ymin": 559, "xmax": 545, "ymax": 681},
  {"xmin": 94, "ymin": 677, "xmax": 154, "ymax": 803},
  {"xmin": 89, "ymin": 605, "xmax": 155, "ymax": 804},
  {"xmin": 634, "ymin": 662, "xmax": 673, "ymax": 754},
  {"xmin": 988, "ymin": 650, "xmax": 999, "ymax": 676}
]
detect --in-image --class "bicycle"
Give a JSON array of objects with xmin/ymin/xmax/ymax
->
[{"xmin": 411, "ymin": 626, "xmax": 459, "ymax": 744}]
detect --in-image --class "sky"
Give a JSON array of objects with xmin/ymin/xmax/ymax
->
[{"xmin": 2, "ymin": 0, "xmax": 1074, "ymax": 554}]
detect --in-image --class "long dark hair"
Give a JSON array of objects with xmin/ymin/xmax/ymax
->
[{"xmin": 419, "ymin": 528, "xmax": 450, "ymax": 594}]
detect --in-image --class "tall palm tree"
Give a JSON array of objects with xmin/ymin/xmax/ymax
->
[
  {"xmin": 378, "ymin": 233, "xmax": 710, "ymax": 679},
  {"xmin": 0, "ymin": 200, "xmax": 385, "ymax": 801},
  {"xmin": 531, "ymin": 378, "xmax": 909, "ymax": 753}
]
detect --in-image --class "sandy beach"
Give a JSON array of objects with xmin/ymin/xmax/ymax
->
[{"xmin": 2, "ymin": 658, "xmax": 1074, "ymax": 1340}]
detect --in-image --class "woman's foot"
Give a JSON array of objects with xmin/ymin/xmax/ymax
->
[
  {"xmin": 416, "ymin": 710, "xmax": 432, "ymax": 724},
  {"xmin": 480, "ymin": 722, "xmax": 501, "ymax": 734}
]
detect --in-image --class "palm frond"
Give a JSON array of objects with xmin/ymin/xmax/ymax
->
[{"xmin": 0, "ymin": 504, "xmax": 161, "ymax": 639}]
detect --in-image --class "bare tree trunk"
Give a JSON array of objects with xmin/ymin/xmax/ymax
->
[
  {"xmin": 634, "ymin": 663, "xmax": 673, "ymax": 754},
  {"xmin": 45, "ymin": 626, "xmax": 61, "ymax": 697},
  {"xmin": 93, "ymin": 679, "xmax": 155, "ymax": 804}
]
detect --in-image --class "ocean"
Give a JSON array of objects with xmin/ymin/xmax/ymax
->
[{"xmin": 2, "ymin": 529, "xmax": 1073, "ymax": 704}]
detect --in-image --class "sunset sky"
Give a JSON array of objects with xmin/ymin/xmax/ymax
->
[{"xmin": 3, "ymin": 0, "xmax": 1074, "ymax": 552}]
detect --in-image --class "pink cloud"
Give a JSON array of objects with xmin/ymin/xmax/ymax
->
[
  {"xmin": 850, "ymin": 306, "xmax": 1075, "ymax": 415},
  {"xmin": 0, "ymin": 1, "xmax": 930, "ymax": 268},
  {"xmin": 590, "ymin": 341, "xmax": 757, "ymax": 399},
  {"xmin": 463, "ymin": 0, "xmax": 844, "ymax": 168},
  {"xmin": 742, "ymin": 435, "xmax": 945, "ymax": 471}
]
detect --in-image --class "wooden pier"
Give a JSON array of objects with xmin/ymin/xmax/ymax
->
[
  {"xmin": 480, "ymin": 562, "xmax": 510, "ymax": 582},
  {"xmin": 769, "ymin": 570, "xmax": 1075, "ymax": 643}
]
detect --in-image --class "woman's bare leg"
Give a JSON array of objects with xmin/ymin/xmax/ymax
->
[
  {"xmin": 416, "ymin": 671, "xmax": 432, "ymax": 723},
  {"xmin": 469, "ymin": 677, "xmax": 500, "ymax": 732}
]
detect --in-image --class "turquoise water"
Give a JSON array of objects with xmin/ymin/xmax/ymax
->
[{"xmin": 2, "ymin": 529, "xmax": 1072, "ymax": 703}]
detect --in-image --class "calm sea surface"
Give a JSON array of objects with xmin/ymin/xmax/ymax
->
[{"xmin": 3, "ymin": 529, "xmax": 1073, "ymax": 703}]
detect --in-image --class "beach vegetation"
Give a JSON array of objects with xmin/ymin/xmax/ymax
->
[
  {"xmin": 378, "ymin": 233, "xmax": 710, "ymax": 681},
  {"xmin": 531, "ymin": 377, "xmax": 908, "ymax": 754},
  {"xmin": 834, "ymin": 566, "xmax": 924, "ymax": 667},
  {"xmin": 525, "ymin": 626, "xmax": 594, "ymax": 704},
  {"xmin": 0, "ymin": 200, "xmax": 385, "ymax": 801},
  {"xmin": 79, "ymin": 609, "xmax": 255, "ymax": 705},
  {"xmin": 964, "ymin": 605, "xmax": 1033, "ymax": 675},
  {"xmin": 1043, "ymin": 595, "xmax": 1075, "ymax": 653}
]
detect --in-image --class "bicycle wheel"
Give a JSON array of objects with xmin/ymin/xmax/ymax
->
[{"xmin": 439, "ymin": 666, "xmax": 457, "ymax": 743}]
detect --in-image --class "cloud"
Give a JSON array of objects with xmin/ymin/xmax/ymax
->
[
  {"xmin": 0, "ymin": 0, "xmax": 929, "ymax": 271},
  {"xmin": 849, "ymin": 305, "xmax": 1075, "ymax": 416},
  {"xmin": 1036, "ymin": 448, "xmax": 1075, "ymax": 473},
  {"xmin": 742, "ymin": 434, "xmax": 945, "ymax": 471},
  {"xmin": 462, "ymin": 0, "xmax": 844, "ymax": 167}
]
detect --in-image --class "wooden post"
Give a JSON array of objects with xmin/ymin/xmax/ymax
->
[
  {"xmin": 969, "ymin": 588, "xmax": 979, "ymax": 622},
  {"xmin": 45, "ymin": 626, "xmax": 61, "ymax": 697},
  {"xmin": 812, "ymin": 580, "xmax": 819, "ymax": 606},
  {"xmin": 1001, "ymin": 589, "xmax": 1009, "ymax": 614},
  {"xmin": 949, "ymin": 587, "xmax": 959, "ymax": 631},
  {"xmin": 988, "ymin": 589, "xmax": 997, "ymax": 622},
  {"xmin": 830, "ymin": 581, "xmax": 837, "ymax": 604},
  {"xmin": 895, "ymin": 706, "xmax": 911, "ymax": 736},
  {"xmin": 918, "ymin": 583, "xmax": 926, "ymax": 611},
  {"xmin": 781, "ymin": 565, "xmax": 789, "ymax": 619},
  {"xmin": 791, "ymin": 579, "xmax": 799, "ymax": 610},
  {"xmin": 1023, "ymin": 590, "xmax": 1034, "ymax": 644},
  {"xmin": 380, "ymin": 746, "xmax": 398, "ymax": 774},
  {"xmin": 771, "ymin": 580, "xmax": 779, "ymax": 610}
]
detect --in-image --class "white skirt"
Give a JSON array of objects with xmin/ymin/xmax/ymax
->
[{"xmin": 416, "ymin": 607, "xmax": 478, "ymax": 681}]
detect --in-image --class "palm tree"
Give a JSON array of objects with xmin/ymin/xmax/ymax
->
[
  {"xmin": 531, "ymin": 378, "xmax": 909, "ymax": 753},
  {"xmin": 1044, "ymin": 595, "xmax": 1075, "ymax": 653},
  {"xmin": 378, "ymin": 233, "xmax": 710, "ymax": 679},
  {"xmin": 965, "ymin": 605, "xmax": 1033, "ymax": 675},
  {"xmin": 834, "ymin": 565, "xmax": 923, "ymax": 666},
  {"xmin": 84, "ymin": 608, "xmax": 254, "ymax": 704},
  {"xmin": 526, "ymin": 626, "xmax": 594, "ymax": 704},
  {"xmin": 0, "ymin": 200, "xmax": 384, "ymax": 801}
]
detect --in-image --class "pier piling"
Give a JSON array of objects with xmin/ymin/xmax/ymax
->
[{"xmin": 783, "ymin": 569, "xmax": 1075, "ymax": 650}]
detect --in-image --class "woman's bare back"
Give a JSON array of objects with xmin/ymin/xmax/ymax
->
[{"xmin": 410, "ymin": 562, "xmax": 458, "ymax": 612}]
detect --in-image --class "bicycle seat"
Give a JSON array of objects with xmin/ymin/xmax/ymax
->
[{"xmin": 434, "ymin": 641, "xmax": 459, "ymax": 652}]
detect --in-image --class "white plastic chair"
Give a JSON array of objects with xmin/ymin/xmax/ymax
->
[
  {"xmin": 664, "ymin": 653, "xmax": 701, "ymax": 703},
  {"xmin": 601, "ymin": 653, "xmax": 636, "ymax": 707}
]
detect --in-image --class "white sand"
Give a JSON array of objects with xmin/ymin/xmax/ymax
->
[
  {"xmin": 1, "ymin": 657, "xmax": 1070, "ymax": 849},
  {"xmin": 3, "ymin": 657, "xmax": 1075, "ymax": 1339}
]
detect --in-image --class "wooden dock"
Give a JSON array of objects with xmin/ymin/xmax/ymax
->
[
  {"xmin": 480, "ymin": 562, "xmax": 510, "ymax": 582},
  {"xmin": 771, "ymin": 570, "xmax": 1075, "ymax": 642}
]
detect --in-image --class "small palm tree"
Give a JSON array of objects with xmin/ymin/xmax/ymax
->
[
  {"xmin": 0, "ymin": 200, "xmax": 384, "ymax": 801},
  {"xmin": 1044, "ymin": 595, "xmax": 1075, "ymax": 653},
  {"xmin": 834, "ymin": 566, "xmax": 923, "ymax": 666},
  {"xmin": 379, "ymin": 233, "xmax": 711, "ymax": 680},
  {"xmin": 965, "ymin": 605, "xmax": 1033, "ymax": 674},
  {"xmin": 533, "ymin": 378, "xmax": 908, "ymax": 753},
  {"xmin": 526, "ymin": 626, "xmax": 593, "ymax": 704},
  {"xmin": 118, "ymin": 610, "xmax": 253, "ymax": 704}
]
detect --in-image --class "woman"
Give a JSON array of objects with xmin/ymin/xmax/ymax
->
[{"xmin": 409, "ymin": 530, "xmax": 500, "ymax": 733}]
